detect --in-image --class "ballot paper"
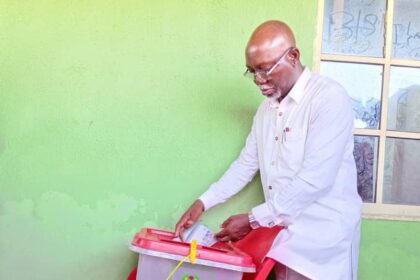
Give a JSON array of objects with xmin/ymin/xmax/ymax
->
[{"xmin": 175, "ymin": 222, "xmax": 217, "ymax": 247}]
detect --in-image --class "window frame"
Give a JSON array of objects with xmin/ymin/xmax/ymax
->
[{"xmin": 313, "ymin": 0, "xmax": 420, "ymax": 221}]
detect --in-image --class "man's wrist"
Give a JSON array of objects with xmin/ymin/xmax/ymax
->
[
  {"xmin": 196, "ymin": 199, "xmax": 205, "ymax": 212},
  {"xmin": 248, "ymin": 212, "xmax": 260, "ymax": 229}
]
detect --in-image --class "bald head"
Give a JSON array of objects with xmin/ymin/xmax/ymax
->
[
  {"xmin": 246, "ymin": 20, "xmax": 296, "ymax": 58},
  {"xmin": 245, "ymin": 20, "xmax": 303, "ymax": 101}
]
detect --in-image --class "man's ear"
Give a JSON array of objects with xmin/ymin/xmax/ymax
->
[{"xmin": 288, "ymin": 48, "xmax": 300, "ymax": 66}]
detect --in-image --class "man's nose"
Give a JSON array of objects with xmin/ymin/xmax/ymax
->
[{"xmin": 254, "ymin": 74, "xmax": 267, "ymax": 85}]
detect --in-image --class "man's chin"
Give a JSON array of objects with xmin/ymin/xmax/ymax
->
[
  {"xmin": 261, "ymin": 88, "xmax": 276, "ymax": 96},
  {"xmin": 266, "ymin": 91, "xmax": 282, "ymax": 100}
]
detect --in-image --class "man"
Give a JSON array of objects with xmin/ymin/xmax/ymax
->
[{"xmin": 175, "ymin": 20, "xmax": 362, "ymax": 280}]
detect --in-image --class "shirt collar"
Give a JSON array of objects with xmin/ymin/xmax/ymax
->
[
  {"xmin": 268, "ymin": 67, "xmax": 312, "ymax": 108},
  {"xmin": 287, "ymin": 67, "xmax": 312, "ymax": 104}
]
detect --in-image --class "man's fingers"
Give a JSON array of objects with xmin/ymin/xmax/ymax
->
[
  {"xmin": 215, "ymin": 228, "xmax": 228, "ymax": 239},
  {"xmin": 175, "ymin": 214, "xmax": 190, "ymax": 237},
  {"xmin": 174, "ymin": 200, "xmax": 205, "ymax": 239},
  {"xmin": 179, "ymin": 220, "xmax": 194, "ymax": 240},
  {"xmin": 174, "ymin": 224, "xmax": 181, "ymax": 237},
  {"xmin": 214, "ymin": 226, "xmax": 230, "ymax": 242},
  {"xmin": 174, "ymin": 221, "xmax": 184, "ymax": 237},
  {"xmin": 175, "ymin": 217, "xmax": 197, "ymax": 241},
  {"xmin": 179, "ymin": 227, "xmax": 185, "ymax": 241},
  {"xmin": 218, "ymin": 235, "xmax": 231, "ymax": 242},
  {"xmin": 221, "ymin": 218, "xmax": 230, "ymax": 228}
]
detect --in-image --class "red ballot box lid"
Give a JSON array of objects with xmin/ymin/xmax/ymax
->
[{"xmin": 130, "ymin": 227, "xmax": 256, "ymax": 270}]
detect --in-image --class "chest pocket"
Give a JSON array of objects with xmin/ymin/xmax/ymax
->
[{"xmin": 278, "ymin": 127, "xmax": 306, "ymax": 168}]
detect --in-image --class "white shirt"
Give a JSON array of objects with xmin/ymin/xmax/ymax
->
[{"xmin": 199, "ymin": 68, "xmax": 362, "ymax": 280}]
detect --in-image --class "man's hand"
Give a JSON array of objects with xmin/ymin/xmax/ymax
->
[
  {"xmin": 174, "ymin": 200, "xmax": 205, "ymax": 240},
  {"xmin": 215, "ymin": 213, "xmax": 252, "ymax": 242}
]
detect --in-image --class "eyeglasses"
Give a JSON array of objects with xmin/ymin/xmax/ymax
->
[{"xmin": 243, "ymin": 47, "xmax": 294, "ymax": 81}]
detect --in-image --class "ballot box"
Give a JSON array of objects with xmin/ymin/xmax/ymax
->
[{"xmin": 129, "ymin": 228, "xmax": 255, "ymax": 280}]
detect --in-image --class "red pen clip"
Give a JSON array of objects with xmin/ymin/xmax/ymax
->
[{"xmin": 282, "ymin": 127, "xmax": 290, "ymax": 143}]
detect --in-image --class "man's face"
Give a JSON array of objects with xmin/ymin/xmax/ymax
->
[{"xmin": 245, "ymin": 47, "xmax": 295, "ymax": 100}]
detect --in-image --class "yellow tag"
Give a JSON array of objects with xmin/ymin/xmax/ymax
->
[{"xmin": 190, "ymin": 239, "xmax": 197, "ymax": 264}]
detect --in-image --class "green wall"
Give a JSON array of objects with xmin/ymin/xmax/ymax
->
[{"xmin": 0, "ymin": 1, "xmax": 418, "ymax": 279}]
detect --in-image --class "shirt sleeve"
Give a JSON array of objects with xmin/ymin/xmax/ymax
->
[
  {"xmin": 252, "ymin": 85, "xmax": 355, "ymax": 227},
  {"xmin": 199, "ymin": 116, "xmax": 259, "ymax": 211}
]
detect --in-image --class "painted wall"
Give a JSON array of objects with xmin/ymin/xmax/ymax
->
[{"xmin": 0, "ymin": 1, "xmax": 418, "ymax": 279}]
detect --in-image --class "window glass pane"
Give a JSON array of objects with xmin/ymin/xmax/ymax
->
[
  {"xmin": 392, "ymin": 0, "xmax": 420, "ymax": 60},
  {"xmin": 354, "ymin": 136, "xmax": 378, "ymax": 202},
  {"xmin": 383, "ymin": 138, "xmax": 420, "ymax": 206},
  {"xmin": 387, "ymin": 66, "xmax": 420, "ymax": 133},
  {"xmin": 320, "ymin": 61, "xmax": 383, "ymax": 129},
  {"xmin": 322, "ymin": 0, "xmax": 386, "ymax": 57}
]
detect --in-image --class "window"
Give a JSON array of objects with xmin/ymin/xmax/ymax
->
[{"xmin": 314, "ymin": 0, "xmax": 420, "ymax": 220}]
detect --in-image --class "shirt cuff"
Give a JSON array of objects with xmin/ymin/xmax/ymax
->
[
  {"xmin": 198, "ymin": 190, "xmax": 221, "ymax": 211},
  {"xmin": 252, "ymin": 202, "xmax": 290, "ymax": 227}
]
